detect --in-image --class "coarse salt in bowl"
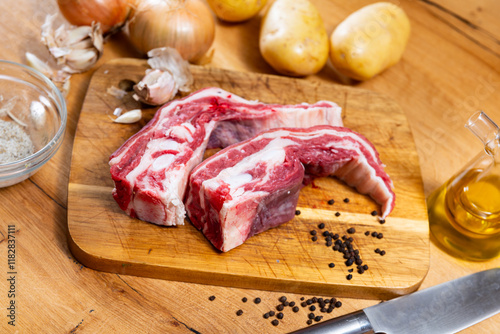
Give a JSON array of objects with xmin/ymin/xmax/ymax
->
[{"xmin": 0, "ymin": 60, "xmax": 67, "ymax": 187}]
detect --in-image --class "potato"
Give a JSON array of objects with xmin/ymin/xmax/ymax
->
[
  {"xmin": 207, "ymin": 0, "xmax": 267, "ymax": 22},
  {"xmin": 259, "ymin": 0, "xmax": 329, "ymax": 77},
  {"xmin": 329, "ymin": 2, "xmax": 411, "ymax": 81}
]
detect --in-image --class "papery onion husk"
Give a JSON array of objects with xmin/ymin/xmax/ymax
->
[
  {"xmin": 127, "ymin": 0, "xmax": 215, "ymax": 62},
  {"xmin": 57, "ymin": 0, "xmax": 136, "ymax": 34}
]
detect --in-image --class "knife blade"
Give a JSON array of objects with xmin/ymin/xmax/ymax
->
[{"xmin": 290, "ymin": 268, "xmax": 500, "ymax": 334}]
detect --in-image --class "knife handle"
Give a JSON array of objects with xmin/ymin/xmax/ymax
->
[{"xmin": 289, "ymin": 310, "xmax": 375, "ymax": 334}]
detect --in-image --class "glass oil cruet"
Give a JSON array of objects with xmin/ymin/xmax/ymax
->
[{"xmin": 428, "ymin": 111, "xmax": 500, "ymax": 261}]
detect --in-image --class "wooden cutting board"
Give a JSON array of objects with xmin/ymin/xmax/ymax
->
[{"xmin": 67, "ymin": 58, "xmax": 429, "ymax": 300}]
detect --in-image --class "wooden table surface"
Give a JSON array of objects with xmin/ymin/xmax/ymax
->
[{"xmin": 1, "ymin": 0, "xmax": 499, "ymax": 333}]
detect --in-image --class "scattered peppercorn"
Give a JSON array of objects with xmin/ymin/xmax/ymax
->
[
  {"xmin": 365, "ymin": 231, "xmax": 370, "ymax": 236},
  {"xmin": 377, "ymin": 233, "xmax": 384, "ymax": 239},
  {"xmin": 269, "ymin": 311, "xmax": 275, "ymax": 317},
  {"xmin": 242, "ymin": 297, "xmax": 247, "ymax": 303},
  {"xmin": 375, "ymin": 248, "xmax": 381, "ymax": 253},
  {"xmin": 380, "ymin": 250, "xmax": 386, "ymax": 256},
  {"xmin": 263, "ymin": 312, "xmax": 270, "ymax": 319},
  {"xmin": 295, "ymin": 210, "xmax": 301, "ymax": 215},
  {"xmin": 327, "ymin": 199, "xmax": 335, "ymax": 205},
  {"xmin": 346, "ymin": 274, "xmax": 353, "ymax": 280},
  {"xmin": 300, "ymin": 297, "xmax": 305, "ymax": 301},
  {"xmin": 277, "ymin": 312, "xmax": 284, "ymax": 319},
  {"xmin": 276, "ymin": 304, "xmax": 284, "ymax": 311},
  {"xmin": 343, "ymin": 198, "xmax": 350, "ymax": 203},
  {"xmin": 283, "ymin": 301, "xmax": 289, "ymax": 307},
  {"xmin": 289, "ymin": 301, "xmax": 296, "ymax": 307},
  {"xmin": 314, "ymin": 315, "xmax": 323, "ymax": 322},
  {"xmin": 328, "ymin": 263, "xmax": 335, "ymax": 268},
  {"xmin": 310, "ymin": 230, "xmax": 317, "ymax": 236},
  {"xmin": 309, "ymin": 305, "xmax": 316, "ymax": 311},
  {"xmin": 335, "ymin": 301, "xmax": 342, "ymax": 308},
  {"xmin": 293, "ymin": 306, "xmax": 299, "ymax": 313},
  {"xmin": 301, "ymin": 302, "xmax": 307, "ymax": 307},
  {"xmin": 308, "ymin": 313, "xmax": 315, "ymax": 319},
  {"xmin": 335, "ymin": 212, "xmax": 341, "ymax": 217},
  {"xmin": 209, "ymin": 295, "xmax": 216, "ymax": 301},
  {"xmin": 348, "ymin": 268, "xmax": 353, "ymax": 273},
  {"xmin": 236, "ymin": 310, "xmax": 243, "ymax": 316},
  {"xmin": 318, "ymin": 223, "xmax": 325, "ymax": 229},
  {"xmin": 347, "ymin": 227, "xmax": 356, "ymax": 234},
  {"xmin": 363, "ymin": 264, "xmax": 369, "ymax": 270},
  {"xmin": 279, "ymin": 296, "xmax": 287, "ymax": 303},
  {"xmin": 271, "ymin": 320, "xmax": 279, "ymax": 326},
  {"xmin": 371, "ymin": 210, "xmax": 378, "ymax": 216},
  {"xmin": 307, "ymin": 319, "xmax": 313, "ymax": 325},
  {"xmin": 254, "ymin": 297, "xmax": 261, "ymax": 304},
  {"xmin": 379, "ymin": 219, "xmax": 386, "ymax": 224},
  {"xmin": 312, "ymin": 236, "xmax": 317, "ymax": 242}
]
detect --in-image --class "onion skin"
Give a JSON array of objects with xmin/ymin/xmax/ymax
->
[
  {"xmin": 259, "ymin": 0, "xmax": 329, "ymax": 77},
  {"xmin": 128, "ymin": 0, "xmax": 216, "ymax": 62},
  {"xmin": 57, "ymin": 0, "xmax": 135, "ymax": 33},
  {"xmin": 207, "ymin": 0, "xmax": 267, "ymax": 22},
  {"xmin": 329, "ymin": 2, "xmax": 411, "ymax": 81}
]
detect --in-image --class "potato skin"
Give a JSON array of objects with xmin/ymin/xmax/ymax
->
[
  {"xmin": 329, "ymin": 2, "xmax": 411, "ymax": 81},
  {"xmin": 259, "ymin": 0, "xmax": 329, "ymax": 77},
  {"xmin": 207, "ymin": 0, "xmax": 267, "ymax": 22}
]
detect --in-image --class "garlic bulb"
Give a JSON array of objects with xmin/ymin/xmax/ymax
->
[
  {"xmin": 114, "ymin": 109, "xmax": 142, "ymax": 123},
  {"xmin": 133, "ymin": 47, "xmax": 193, "ymax": 105},
  {"xmin": 127, "ymin": 0, "xmax": 215, "ymax": 62},
  {"xmin": 41, "ymin": 14, "xmax": 104, "ymax": 73}
]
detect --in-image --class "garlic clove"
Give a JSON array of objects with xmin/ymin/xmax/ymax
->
[
  {"xmin": 63, "ymin": 48, "xmax": 100, "ymax": 72},
  {"xmin": 133, "ymin": 69, "xmax": 178, "ymax": 106},
  {"xmin": 114, "ymin": 109, "xmax": 142, "ymax": 123}
]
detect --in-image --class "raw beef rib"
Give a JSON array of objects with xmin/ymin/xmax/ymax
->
[
  {"xmin": 185, "ymin": 125, "xmax": 395, "ymax": 252},
  {"xmin": 109, "ymin": 88, "xmax": 343, "ymax": 226}
]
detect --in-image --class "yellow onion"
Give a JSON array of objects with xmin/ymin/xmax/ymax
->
[
  {"xmin": 57, "ymin": 0, "xmax": 135, "ymax": 33},
  {"xmin": 127, "ymin": 0, "xmax": 215, "ymax": 62}
]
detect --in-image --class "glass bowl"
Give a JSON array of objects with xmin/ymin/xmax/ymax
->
[{"xmin": 0, "ymin": 60, "xmax": 67, "ymax": 187}]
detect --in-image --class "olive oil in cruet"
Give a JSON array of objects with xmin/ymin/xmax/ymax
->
[{"xmin": 428, "ymin": 111, "xmax": 500, "ymax": 261}]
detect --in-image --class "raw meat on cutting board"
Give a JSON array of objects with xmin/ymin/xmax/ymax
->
[
  {"xmin": 185, "ymin": 125, "xmax": 395, "ymax": 252},
  {"xmin": 109, "ymin": 88, "xmax": 343, "ymax": 226}
]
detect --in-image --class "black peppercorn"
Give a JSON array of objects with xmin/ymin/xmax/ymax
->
[
  {"xmin": 209, "ymin": 295, "xmax": 215, "ymax": 301},
  {"xmin": 327, "ymin": 199, "xmax": 335, "ymax": 205},
  {"xmin": 254, "ymin": 297, "xmax": 261, "ymax": 304},
  {"xmin": 236, "ymin": 310, "xmax": 243, "ymax": 316},
  {"xmin": 271, "ymin": 319, "xmax": 279, "ymax": 326}
]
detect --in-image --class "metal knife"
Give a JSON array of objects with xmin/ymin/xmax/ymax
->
[{"xmin": 290, "ymin": 268, "xmax": 500, "ymax": 334}]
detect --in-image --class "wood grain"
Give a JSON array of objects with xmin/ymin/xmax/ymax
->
[
  {"xmin": 67, "ymin": 58, "xmax": 429, "ymax": 299},
  {"xmin": 1, "ymin": 0, "xmax": 500, "ymax": 332}
]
